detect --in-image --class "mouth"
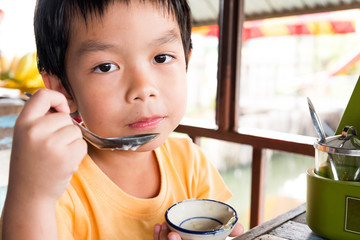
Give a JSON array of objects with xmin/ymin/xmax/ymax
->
[{"xmin": 128, "ymin": 116, "xmax": 165, "ymax": 130}]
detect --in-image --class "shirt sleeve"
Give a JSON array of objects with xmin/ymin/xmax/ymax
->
[{"xmin": 191, "ymin": 142, "xmax": 233, "ymax": 202}]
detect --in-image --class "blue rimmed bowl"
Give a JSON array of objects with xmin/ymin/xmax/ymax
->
[{"xmin": 165, "ymin": 199, "xmax": 238, "ymax": 240}]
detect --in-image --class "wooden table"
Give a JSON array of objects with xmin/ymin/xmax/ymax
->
[{"xmin": 233, "ymin": 204, "xmax": 327, "ymax": 240}]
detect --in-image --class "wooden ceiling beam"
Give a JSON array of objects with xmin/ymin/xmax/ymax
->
[
  {"xmin": 245, "ymin": 3, "xmax": 360, "ymax": 21},
  {"xmin": 191, "ymin": 3, "xmax": 360, "ymax": 27}
]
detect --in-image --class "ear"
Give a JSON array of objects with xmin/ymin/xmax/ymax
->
[{"xmin": 41, "ymin": 72, "xmax": 78, "ymax": 113}]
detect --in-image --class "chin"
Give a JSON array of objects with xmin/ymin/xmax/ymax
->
[{"xmin": 134, "ymin": 134, "xmax": 167, "ymax": 152}]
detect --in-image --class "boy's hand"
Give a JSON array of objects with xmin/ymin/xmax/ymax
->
[
  {"xmin": 2, "ymin": 89, "xmax": 87, "ymax": 239},
  {"xmin": 229, "ymin": 222, "xmax": 244, "ymax": 237},
  {"xmin": 153, "ymin": 223, "xmax": 181, "ymax": 240},
  {"xmin": 8, "ymin": 88, "xmax": 87, "ymax": 201}
]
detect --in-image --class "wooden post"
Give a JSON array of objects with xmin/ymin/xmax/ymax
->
[
  {"xmin": 216, "ymin": 0, "xmax": 244, "ymax": 131},
  {"xmin": 250, "ymin": 147, "xmax": 266, "ymax": 228}
]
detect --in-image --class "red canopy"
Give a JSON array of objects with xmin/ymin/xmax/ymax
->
[
  {"xmin": 0, "ymin": 9, "xmax": 4, "ymax": 24},
  {"xmin": 192, "ymin": 10, "xmax": 358, "ymax": 42}
]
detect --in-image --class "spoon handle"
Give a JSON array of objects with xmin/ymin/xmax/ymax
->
[{"xmin": 307, "ymin": 97, "xmax": 326, "ymax": 143}]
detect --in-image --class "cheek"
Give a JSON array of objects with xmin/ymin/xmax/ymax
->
[
  {"xmin": 74, "ymin": 93, "xmax": 107, "ymax": 123},
  {"xmin": 169, "ymin": 83, "xmax": 187, "ymax": 118}
]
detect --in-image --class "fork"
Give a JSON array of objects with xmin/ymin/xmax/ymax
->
[{"xmin": 25, "ymin": 93, "xmax": 159, "ymax": 150}]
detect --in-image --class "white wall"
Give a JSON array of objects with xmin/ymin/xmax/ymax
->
[{"xmin": 0, "ymin": 0, "xmax": 37, "ymax": 58}]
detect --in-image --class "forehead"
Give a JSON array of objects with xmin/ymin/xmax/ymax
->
[
  {"xmin": 65, "ymin": 1, "xmax": 183, "ymax": 59},
  {"xmin": 67, "ymin": 0, "xmax": 177, "ymax": 28},
  {"xmin": 67, "ymin": 0, "xmax": 180, "ymax": 39}
]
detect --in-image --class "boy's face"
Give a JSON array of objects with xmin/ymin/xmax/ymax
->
[{"xmin": 64, "ymin": 1, "xmax": 188, "ymax": 151}]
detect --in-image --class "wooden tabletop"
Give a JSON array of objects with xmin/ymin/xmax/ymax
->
[{"xmin": 233, "ymin": 204, "xmax": 326, "ymax": 240}]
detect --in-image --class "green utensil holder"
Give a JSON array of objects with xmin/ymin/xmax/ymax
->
[{"xmin": 307, "ymin": 167, "xmax": 360, "ymax": 240}]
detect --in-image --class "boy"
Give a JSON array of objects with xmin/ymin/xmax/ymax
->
[{"xmin": 1, "ymin": 0, "xmax": 243, "ymax": 239}]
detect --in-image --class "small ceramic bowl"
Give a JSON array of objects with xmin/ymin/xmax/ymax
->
[{"xmin": 165, "ymin": 199, "xmax": 238, "ymax": 240}]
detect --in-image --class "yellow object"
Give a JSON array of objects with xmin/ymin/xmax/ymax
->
[
  {"xmin": 13, "ymin": 52, "xmax": 39, "ymax": 81},
  {"xmin": 24, "ymin": 52, "xmax": 40, "ymax": 80},
  {"xmin": 8, "ymin": 55, "xmax": 20, "ymax": 75},
  {"xmin": 53, "ymin": 137, "xmax": 232, "ymax": 239},
  {"xmin": 1, "ymin": 79, "xmax": 22, "ymax": 89},
  {"xmin": 1, "ymin": 52, "xmax": 44, "ymax": 92},
  {"xmin": 23, "ymin": 74, "xmax": 45, "ymax": 88},
  {"xmin": 0, "ymin": 55, "xmax": 10, "ymax": 74}
]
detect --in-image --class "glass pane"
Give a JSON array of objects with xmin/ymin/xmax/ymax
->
[
  {"xmin": 198, "ymin": 137, "xmax": 252, "ymax": 230},
  {"xmin": 198, "ymin": 137, "xmax": 314, "ymax": 230},
  {"xmin": 238, "ymin": 10, "xmax": 360, "ymax": 137},
  {"xmin": 183, "ymin": 25, "xmax": 219, "ymax": 128},
  {"xmin": 0, "ymin": 185, "xmax": 7, "ymax": 213},
  {"xmin": 263, "ymin": 150, "xmax": 313, "ymax": 222}
]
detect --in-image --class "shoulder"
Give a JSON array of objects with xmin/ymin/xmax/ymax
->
[{"xmin": 157, "ymin": 136, "xmax": 208, "ymax": 172}]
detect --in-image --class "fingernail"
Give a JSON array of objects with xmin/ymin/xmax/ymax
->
[{"xmin": 169, "ymin": 235, "xmax": 177, "ymax": 240}]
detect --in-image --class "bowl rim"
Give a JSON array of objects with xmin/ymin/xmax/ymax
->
[
  {"xmin": 308, "ymin": 167, "xmax": 360, "ymax": 185},
  {"xmin": 165, "ymin": 198, "xmax": 238, "ymax": 235}
]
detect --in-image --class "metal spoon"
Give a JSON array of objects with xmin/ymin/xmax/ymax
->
[
  {"xmin": 25, "ymin": 93, "xmax": 159, "ymax": 150},
  {"xmin": 307, "ymin": 97, "xmax": 339, "ymax": 180}
]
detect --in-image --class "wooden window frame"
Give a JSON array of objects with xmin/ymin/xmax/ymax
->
[{"xmin": 175, "ymin": 0, "xmax": 315, "ymax": 228}]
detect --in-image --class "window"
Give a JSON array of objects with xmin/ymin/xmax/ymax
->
[
  {"xmin": 239, "ymin": 10, "xmax": 360, "ymax": 137},
  {"xmin": 184, "ymin": 25, "xmax": 219, "ymax": 128},
  {"xmin": 181, "ymin": 1, "xmax": 360, "ymax": 230}
]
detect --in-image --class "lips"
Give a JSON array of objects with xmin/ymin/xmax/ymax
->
[{"xmin": 128, "ymin": 117, "xmax": 164, "ymax": 130}]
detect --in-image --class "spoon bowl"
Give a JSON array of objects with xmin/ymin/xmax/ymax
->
[{"xmin": 72, "ymin": 119, "xmax": 158, "ymax": 150}]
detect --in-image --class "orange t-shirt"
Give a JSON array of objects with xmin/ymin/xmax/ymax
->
[{"xmin": 53, "ymin": 137, "xmax": 232, "ymax": 239}]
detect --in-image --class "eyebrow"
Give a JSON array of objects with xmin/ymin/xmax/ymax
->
[
  {"xmin": 150, "ymin": 28, "xmax": 181, "ymax": 47},
  {"xmin": 76, "ymin": 29, "xmax": 181, "ymax": 57},
  {"xmin": 77, "ymin": 40, "xmax": 115, "ymax": 57}
]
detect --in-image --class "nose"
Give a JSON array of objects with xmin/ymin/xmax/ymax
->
[{"xmin": 125, "ymin": 66, "xmax": 159, "ymax": 103}]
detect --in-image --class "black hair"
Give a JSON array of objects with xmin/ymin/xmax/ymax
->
[{"xmin": 34, "ymin": 0, "xmax": 192, "ymax": 96}]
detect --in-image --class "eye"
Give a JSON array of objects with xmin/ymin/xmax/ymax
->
[
  {"xmin": 153, "ymin": 54, "xmax": 173, "ymax": 64},
  {"xmin": 93, "ymin": 63, "xmax": 119, "ymax": 73}
]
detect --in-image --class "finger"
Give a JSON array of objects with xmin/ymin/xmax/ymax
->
[
  {"xmin": 20, "ymin": 113, "xmax": 76, "ymax": 146},
  {"xmin": 168, "ymin": 232, "xmax": 181, "ymax": 240},
  {"xmin": 153, "ymin": 224, "xmax": 161, "ymax": 240},
  {"xmin": 21, "ymin": 89, "xmax": 70, "ymax": 122},
  {"xmin": 35, "ymin": 112, "xmax": 73, "ymax": 129},
  {"xmin": 48, "ymin": 124, "xmax": 83, "ymax": 147},
  {"xmin": 65, "ymin": 138, "xmax": 88, "ymax": 167},
  {"xmin": 229, "ymin": 222, "xmax": 244, "ymax": 237},
  {"xmin": 160, "ymin": 223, "xmax": 169, "ymax": 240}
]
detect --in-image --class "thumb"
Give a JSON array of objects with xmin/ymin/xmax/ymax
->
[{"xmin": 168, "ymin": 232, "xmax": 181, "ymax": 240}]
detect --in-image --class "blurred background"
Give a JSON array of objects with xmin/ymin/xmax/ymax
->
[
  {"xmin": 186, "ymin": 2, "xmax": 360, "ymax": 230},
  {"xmin": 1, "ymin": 0, "xmax": 360, "ymax": 231}
]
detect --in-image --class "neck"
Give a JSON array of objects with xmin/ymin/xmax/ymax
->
[
  {"xmin": 87, "ymin": 145, "xmax": 160, "ymax": 199},
  {"xmin": 88, "ymin": 145, "xmax": 155, "ymax": 167}
]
